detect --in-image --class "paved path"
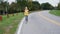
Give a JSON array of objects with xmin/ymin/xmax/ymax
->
[
  {"xmin": 40, "ymin": 10, "xmax": 60, "ymax": 22},
  {"xmin": 17, "ymin": 10, "xmax": 60, "ymax": 34}
]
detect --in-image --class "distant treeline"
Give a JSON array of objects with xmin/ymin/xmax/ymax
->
[{"xmin": 0, "ymin": 0, "xmax": 60, "ymax": 15}]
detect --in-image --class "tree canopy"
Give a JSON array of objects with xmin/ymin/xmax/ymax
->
[
  {"xmin": 57, "ymin": 3, "xmax": 60, "ymax": 10},
  {"xmin": 41, "ymin": 2, "xmax": 54, "ymax": 10},
  {"xmin": 0, "ymin": 0, "xmax": 57, "ymax": 15}
]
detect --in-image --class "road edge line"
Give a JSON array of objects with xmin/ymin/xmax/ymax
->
[{"xmin": 15, "ymin": 17, "xmax": 25, "ymax": 34}]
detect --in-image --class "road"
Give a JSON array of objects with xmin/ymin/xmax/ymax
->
[{"xmin": 19, "ymin": 10, "xmax": 60, "ymax": 34}]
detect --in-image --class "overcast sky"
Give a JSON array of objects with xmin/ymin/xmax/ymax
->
[
  {"xmin": 4, "ymin": 0, "xmax": 59, "ymax": 7},
  {"xmin": 4, "ymin": 0, "xmax": 15, "ymax": 4},
  {"xmin": 34, "ymin": 0, "xmax": 59, "ymax": 7}
]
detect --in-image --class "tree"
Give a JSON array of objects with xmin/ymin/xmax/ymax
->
[
  {"xmin": 0, "ymin": 1, "xmax": 9, "ymax": 17},
  {"xmin": 16, "ymin": 0, "xmax": 28, "ymax": 11},
  {"xmin": 41, "ymin": 2, "xmax": 54, "ymax": 10},
  {"xmin": 31, "ymin": 1, "xmax": 40, "ymax": 10},
  {"xmin": 57, "ymin": 3, "xmax": 60, "ymax": 10},
  {"xmin": 9, "ymin": 2, "xmax": 17, "ymax": 16},
  {"xmin": 0, "ymin": 1, "xmax": 8, "ymax": 15},
  {"xmin": 16, "ymin": 0, "xmax": 41, "ymax": 11}
]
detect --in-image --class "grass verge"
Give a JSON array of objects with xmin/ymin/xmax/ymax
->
[
  {"xmin": 0, "ymin": 13, "xmax": 24, "ymax": 34},
  {"xmin": 50, "ymin": 10, "xmax": 60, "ymax": 16}
]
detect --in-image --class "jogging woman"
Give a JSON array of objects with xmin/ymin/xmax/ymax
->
[{"xmin": 24, "ymin": 7, "xmax": 29, "ymax": 22}]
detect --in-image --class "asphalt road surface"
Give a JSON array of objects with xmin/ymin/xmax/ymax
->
[{"xmin": 20, "ymin": 11, "xmax": 60, "ymax": 34}]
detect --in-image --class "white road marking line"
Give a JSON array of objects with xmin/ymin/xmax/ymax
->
[{"xmin": 15, "ymin": 17, "xmax": 25, "ymax": 34}]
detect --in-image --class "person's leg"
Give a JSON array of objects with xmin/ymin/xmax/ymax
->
[
  {"xmin": 26, "ymin": 16, "xmax": 28, "ymax": 22},
  {"xmin": 26, "ymin": 16, "xmax": 28, "ymax": 21}
]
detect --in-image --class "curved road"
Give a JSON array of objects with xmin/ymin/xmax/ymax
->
[{"xmin": 18, "ymin": 11, "xmax": 60, "ymax": 34}]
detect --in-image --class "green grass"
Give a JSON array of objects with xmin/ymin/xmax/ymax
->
[
  {"xmin": 0, "ymin": 13, "xmax": 24, "ymax": 34},
  {"xmin": 50, "ymin": 10, "xmax": 60, "ymax": 16}
]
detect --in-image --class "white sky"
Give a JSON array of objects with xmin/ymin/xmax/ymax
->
[
  {"xmin": 4, "ymin": 0, "xmax": 15, "ymax": 4},
  {"xmin": 4, "ymin": 0, "xmax": 59, "ymax": 7},
  {"xmin": 33, "ymin": 0, "xmax": 59, "ymax": 7}
]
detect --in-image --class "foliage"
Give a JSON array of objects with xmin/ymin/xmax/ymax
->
[
  {"xmin": 0, "ymin": 1, "xmax": 9, "ymax": 15},
  {"xmin": 28, "ymin": 1, "xmax": 41, "ymax": 11},
  {"xmin": 57, "ymin": 3, "xmax": 60, "ymax": 10},
  {"xmin": 0, "ymin": 0, "xmax": 56, "ymax": 15},
  {"xmin": 16, "ymin": 0, "xmax": 41, "ymax": 11},
  {"xmin": 41, "ymin": 2, "xmax": 54, "ymax": 10}
]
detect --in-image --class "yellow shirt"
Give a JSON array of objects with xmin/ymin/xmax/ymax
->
[{"xmin": 24, "ymin": 10, "xmax": 29, "ymax": 16}]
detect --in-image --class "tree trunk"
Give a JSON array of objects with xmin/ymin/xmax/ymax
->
[{"xmin": 7, "ymin": 14, "xmax": 9, "ymax": 18}]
